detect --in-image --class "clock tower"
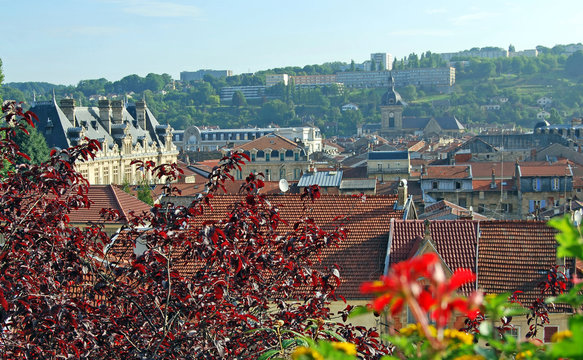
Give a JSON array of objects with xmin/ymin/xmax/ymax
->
[{"xmin": 380, "ymin": 73, "xmax": 405, "ymax": 133}]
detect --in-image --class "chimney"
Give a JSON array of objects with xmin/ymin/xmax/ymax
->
[
  {"xmin": 60, "ymin": 98, "xmax": 76, "ymax": 126},
  {"xmin": 111, "ymin": 100, "xmax": 124, "ymax": 124},
  {"xmin": 423, "ymin": 219, "xmax": 432, "ymax": 241},
  {"xmin": 98, "ymin": 99, "xmax": 111, "ymax": 133},
  {"xmin": 490, "ymin": 168, "xmax": 497, "ymax": 189},
  {"xmin": 397, "ymin": 179, "xmax": 408, "ymax": 207},
  {"xmin": 135, "ymin": 100, "xmax": 146, "ymax": 129}
]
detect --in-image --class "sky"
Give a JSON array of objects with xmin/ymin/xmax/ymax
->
[{"xmin": 2, "ymin": 0, "xmax": 582, "ymax": 85}]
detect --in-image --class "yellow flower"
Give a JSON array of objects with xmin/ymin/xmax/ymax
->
[
  {"xmin": 399, "ymin": 323, "xmax": 420, "ymax": 336},
  {"xmin": 515, "ymin": 350, "xmax": 534, "ymax": 360},
  {"xmin": 331, "ymin": 342, "xmax": 357, "ymax": 356},
  {"xmin": 453, "ymin": 355, "xmax": 485, "ymax": 360},
  {"xmin": 291, "ymin": 346, "xmax": 324, "ymax": 360},
  {"xmin": 444, "ymin": 328, "xmax": 474, "ymax": 345},
  {"xmin": 551, "ymin": 329, "xmax": 573, "ymax": 342}
]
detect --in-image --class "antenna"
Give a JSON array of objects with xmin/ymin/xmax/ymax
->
[{"xmin": 279, "ymin": 178, "xmax": 289, "ymax": 193}]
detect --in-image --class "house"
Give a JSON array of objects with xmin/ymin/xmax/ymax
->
[
  {"xmin": 341, "ymin": 103, "xmax": 359, "ymax": 111},
  {"xmin": 69, "ymin": 185, "xmax": 151, "ymax": 235},
  {"xmin": 516, "ymin": 162, "xmax": 573, "ymax": 218},
  {"xmin": 31, "ymin": 97, "xmax": 178, "ymax": 185},
  {"xmin": 229, "ymin": 133, "xmax": 310, "ymax": 181},
  {"xmin": 385, "ymin": 219, "xmax": 574, "ymax": 341},
  {"xmin": 367, "ymin": 151, "xmax": 410, "ymax": 182},
  {"xmin": 420, "ymin": 165, "xmax": 473, "ymax": 208},
  {"xmin": 537, "ymin": 96, "xmax": 553, "ymax": 107}
]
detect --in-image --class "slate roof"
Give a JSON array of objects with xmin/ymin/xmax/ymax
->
[
  {"xmin": 435, "ymin": 116, "xmax": 465, "ymax": 130},
  {"xmin": 368, "ymin": 151, "xmax": 409, "ymax": 160},
  {"xmin": 68, "ymin": 185, "xmax": 151, "ymax": 224},
  {"xmin": 424, "ymin": 165, "xmax": 472, "ymax": 179},
  {"xmin": 31, "ymin": 98, "xmax": 169, "ymax": 151}
]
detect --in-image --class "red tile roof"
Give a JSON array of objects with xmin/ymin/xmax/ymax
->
[
  {"xmin": 235, "ymin": 134, "xmax": 300, "ymax": 151},
  {"xmin": 389, "ymin": 220, "xmax": 478, "ymax": 295},
  {"xmin": 424, "ymin": 165, "xmax": 471, "ymax": 179},
  {"xmin": 518, "ymin": 163, "xmax": 572, "ymax": 177},
  {"xmin": 172, "ymin": 194, "xmax": 406, "ymax": 299},
  {"xmin": 420, "ymin": 200, "xmax": 489, "ymax": 220},
  {"xmin": 69, "ymin": 185, "xmax": 151, "ymax": 224},
  {"xmin": 461, "ymin": 161, "xmax": 516, "ymax": 179},
  {"xmin": 472, "ymin": 179, "xmax": 514, "ymax": 191},
  {"xmin": 477, "ymin": 220, "xmax": 569, "ymax": 310}
]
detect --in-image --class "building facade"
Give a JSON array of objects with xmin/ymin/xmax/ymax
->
[
  {"xmin": 229, "ymin": 134, "xmax": 310, "ymax": 181},
  {"xmin": 31, "ymin": 97, "xmax": 178, "ymax": 185}
]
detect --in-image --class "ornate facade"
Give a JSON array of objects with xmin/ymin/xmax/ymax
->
[{"xmin": 31, "ymin": 97, "xmax": 178, "ymax": 185}]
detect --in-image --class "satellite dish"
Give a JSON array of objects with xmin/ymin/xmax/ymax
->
[{"xmin": 279, "ymin": 178, "xmax": 289, "ymax": 193}]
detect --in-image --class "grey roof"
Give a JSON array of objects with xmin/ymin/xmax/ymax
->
[
  {"xmin": 31, "ymin": 99, "xmax": 169, "ymax": 152},
  {"xmin": 339, "ymin": 179, "xmax": 376, "ymax": 190},
  {"xmin": 435, "ymin": 116, "xmax": 464, "ymax": 130},
  {"xmin": 402, "ymin": 117, "xmax": 431, "ymax": 129},
  {"xmin": 298, "ymin": 170, "xmax": 343, "ymax": 187},
  {"xmin": 368, "ymin": 151, "xmax": 408, "ymax": 160}
]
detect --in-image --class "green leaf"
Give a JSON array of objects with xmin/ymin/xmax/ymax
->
[
  {"xmin": 320, "ymin": 329, "xmax": 346, "ymax": 342},
  {"xmin": 549, "ymin": 315, "xmax": 583, "ymax": 358},
  {"xmin": 281, "ymin": 339, "xmax": 296, "ymax": 349},
  {"xmin": 548, "ymin": 215, "xmax": 583, "ymax": 259},
  {"xmin": 257, "ymin": 349, "xmax": 280, "ymax": 360},
  {"xmin": 347, "ymin": 305, "xmax": 370, "ymax": 318}
]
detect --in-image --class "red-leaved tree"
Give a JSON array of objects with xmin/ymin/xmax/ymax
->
[{"xmin": 0, "ymin": 101, "xmax": 388, "ymax": 359}]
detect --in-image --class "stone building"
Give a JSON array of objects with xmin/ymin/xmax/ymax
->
[{"xmin": 31, "ymin": 97, "xmax": 178, "ymax": 185}]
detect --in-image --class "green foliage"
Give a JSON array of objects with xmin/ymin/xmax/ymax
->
[
  {"xmin": 548, "ymin": 215, "xmax": 583, "ymax": 259},
  {"xmin": 231, "ymin": 90, "xmax": 247, "ymax": 107},
  {"xmin": 13, "ymin": 123, "xmax": 50, "ymax": 164},
  {"xmin": 565, "ymin": 51, "xmax": 583, "ymax": 77}
]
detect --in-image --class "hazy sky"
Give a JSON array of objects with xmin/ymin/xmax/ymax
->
[{"xmin": 2, "ymin": 0, "xmax": 582, "ymax": 85}]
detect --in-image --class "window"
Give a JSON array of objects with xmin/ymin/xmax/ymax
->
[
  {"xmin": 280, "ymin": 152, "xmax": 285, "ymax": 161},
  {"xmin": 124, "ymin": 167, "xmax": 132, "ymax": 183},
  {"xmin": 251, "ymin": 153, "xmax": 256, "ymax": 162},
  {"xmin": 432, "ymin": 181, "xmax": 438, "ymax": 190},
  {"xmin": 507, "ymin": 327, "xmax": 520, "ymax": 339},
  {"xmin": 94, "ymin": 167, "xmax": 100, "ymax": 184},
  {"xmin": 455, "ymin": 181, "xmax": 462, "ymax": 190},
  {"xmin": 294, "ymin": 168, "xmax": 301, "ymax": 180},
  {"xmin": 479, "ymin": 191, "xmax": 485, "ymax": 200},
  {"xmin": 502, "ymin": 203, "xmax": 513, "ymax": 213},
  {"xmin": 478, "ymin": 204, "xmax": 486, "ymax": 213},
  {"xmin": 103, "ymin": 166, "xmax": 109, "ymax": 184},
  {"xmin": 294, "ymin": 152, "xmax": 299, "ymax": 161},
  {"xmin": 552, "ymin": 177, "xmax": 560, "ymax": 191},
  {"xmin": 265, "ymin": 152, "xmax": 270, "ymax": 162},
  {"xmin": 113, "ymin": 165, "xmax": 119, "ymax": 184},
  {"xmin": 459, "ymin": 198, "xmax": 466, "ymax": 208},
  {"xmin": 378, "ymin": 163, "xmax": 383, "ymax": 171},
  {"xmin": 265, "ymin": 169, "xmax": 270, "ymax": 181},
  {"xmin": 544, "ymin": 326, "xmax": 558, "ymax": 343},
  {"xmin": 257, "ymin": 150, "xmax": 264, "ymax": 158},
  {"xmin": 279, "ymin": 168, "xmax": 285, "ymax": 180},
  {"xmin": 532, "ymin": 178, "xmax": 541, "ymax": 191}
]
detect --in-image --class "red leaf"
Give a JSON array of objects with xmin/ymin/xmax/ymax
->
[{"xmin": 0, "ymin": 289, "xmax": 8, "ymax": 311}]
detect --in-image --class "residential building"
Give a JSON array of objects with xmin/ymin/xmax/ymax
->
[
  {"xmin": 31, "ymin": 97, "xmax": 178, "ymax": 185},
  {"xmin": 420, "ymin": 165, "xmax": 473, "ymax": 208},
  {"xmin": 219, "ymin": 86, "xmax": 266, "ymax": 102},
  {"xmin": 180, "ymin": 69, "xmax": 233, "ymax": 82},
  {"xmin": 290, "ymin": 74, "xmax": 338, "ymax": 86},
  {"xmin": 229, "ymin": 134, "xmax": 310, "ymax": 181},
  {"xmin": 370, "ymin": 52, "xmax": 393, "ymax": 71},
  {"xmin": 179, "ymin": 125, "xmax": 322, "ymax": 154},
  {"xmin": 516, "ymin": 162, "xmax": 573, "ymax": 218},
  {"xmin": 265, "ymin": 74, "xmax": 289, "ymax": 87},
  {"xmin": 367, "ymin": 151, "xmax": 410, "ymax": 181}
]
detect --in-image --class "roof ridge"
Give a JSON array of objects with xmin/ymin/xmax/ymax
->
[{"xmin": 110, "ymin": 185, "xmax": 128, "ymax": 219}]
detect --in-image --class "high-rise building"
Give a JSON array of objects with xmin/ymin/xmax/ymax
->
[{"xmin": 370, "ymin": 53, "xmax": 393, "ymax": 71}]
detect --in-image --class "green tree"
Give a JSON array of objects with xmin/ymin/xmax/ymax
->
[
  {"xmin": 13, "ymin": 124, "xmax": 50, "ymax": 164},
  {"xmin": 566, "ymin": 51, "xmax": 583, "ymax": 77},
  {"xmin": 258, "ymin": 99, "xmax": 294, "ymax": 126},
  {"xmin": 231, "ymin": 90, "xmax": 247, "ymax": 107},
  {"xmin": 508, "ymin": 44, "xmax": 516, "ymax": 53}
]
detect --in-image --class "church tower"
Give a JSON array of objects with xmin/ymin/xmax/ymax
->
[{"xmin": 380, "ymin": 73, "xmax": 406, "ymax": 133}]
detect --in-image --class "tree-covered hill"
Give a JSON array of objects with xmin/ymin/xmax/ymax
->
[{"xmin": 2, "ymin": 45, "xmax": 583, "ymax": 136}]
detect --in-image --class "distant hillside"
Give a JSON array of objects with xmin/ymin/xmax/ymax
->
[{"xmin": 3, "ymin": 44, "xmax": 583, "ymax": 136}]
